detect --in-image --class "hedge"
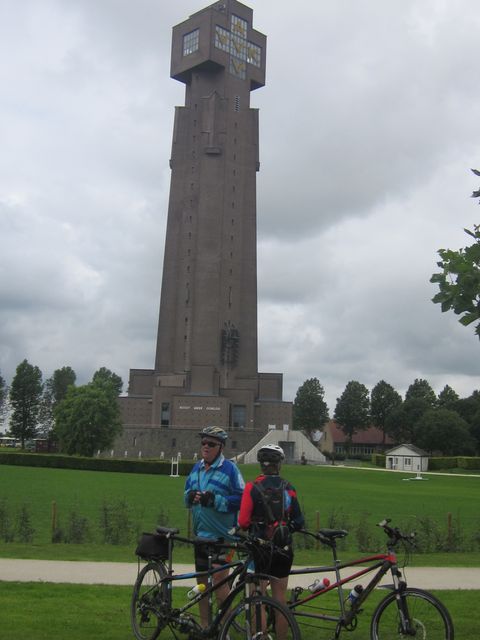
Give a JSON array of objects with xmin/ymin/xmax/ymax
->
[
  {"xmin": 0, "ymin": 452, "xmax": 194, "ymax": 476},
  {"xmin": 371, "ymin": 453, "xmax": 385, "ymax": 468},
  {"xmin": 457, "ymin": 457, "xmax": 480, "ymax": 470},
  {"xmin": 428, "ymin": 457, "xmax": 480, "ymax": 470},
  {"xmin": 428, "ymin": 457, "xmax": 458, "ymax": 470}
]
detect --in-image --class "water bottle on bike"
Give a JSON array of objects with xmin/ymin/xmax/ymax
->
[
  {"xmin": 187, "ymin": 583, "xmax": 206, "ymax": 599},
  {"xmin": 308, "ymin": 577, "xmax": 330, "ymax": 593},
  {"xmin": 345, "ymin": 584, "xmax": 363, "ymax": 608}
]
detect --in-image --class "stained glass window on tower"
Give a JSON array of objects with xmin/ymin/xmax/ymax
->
[
  {"xmin": 183, "ymin": 29, "xmax": 199, "ymax": 56},
  {"xmin": 247, "ymin": 42, "xmax": 261, "ymax": 67},
  {"xmin": 215, "ymin": 25, "xmax": 230, "ymax": 52},
  {"xmin": 231, "ymin": 15, "xmax": 247, "ymax": 39},
  {"xmin": 231, "ymin": 34, "xmax": 246, "ymax": 60},
  {"xmin": 230, "ymin": 57, "xmax": 246, "ymax": 79}
]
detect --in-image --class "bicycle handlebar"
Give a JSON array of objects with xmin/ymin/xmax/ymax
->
[
  {"xmin": 227, "ymin": 526, "xmax": 278, "ymax": 551},
  {"xmin": 376, "ymin": 518, "xmax": 416, "ymax": 547}
]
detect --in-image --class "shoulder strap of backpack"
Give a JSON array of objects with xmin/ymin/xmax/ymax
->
[
  {"xmin": 278, "ymin": 479, "xmax": 287, "ymax": 521},
  {"xmin": 254, "ymin": 479, "xmax": 275, "ymax": 523}
]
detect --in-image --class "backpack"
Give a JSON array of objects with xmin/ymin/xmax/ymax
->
[{"xmin": 253, "ymin": 478, "xmax": 292, "ymax": 549}]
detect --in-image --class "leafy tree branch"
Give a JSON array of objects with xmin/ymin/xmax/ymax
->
[{"xmin": 430, "ymin": 170, "xmax": 480, "ymax": 339}]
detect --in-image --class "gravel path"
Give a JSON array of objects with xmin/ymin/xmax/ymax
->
[{"xmin": 1, "ymin": 558, "xmax": 479, "ymax": 589}]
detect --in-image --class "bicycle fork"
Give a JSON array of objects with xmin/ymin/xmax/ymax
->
[
  {"xmin": 243, "ymin": 580, "xmax": 267, "ymax": 640},
  {"xmin": 389, "ymin": 563, "xmax": 418, "ymax": 636}
]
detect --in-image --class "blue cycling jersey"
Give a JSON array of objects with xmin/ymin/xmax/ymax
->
[{"xmin": 184, "ymin": 454, "xmax": 245, "ymax": 541}]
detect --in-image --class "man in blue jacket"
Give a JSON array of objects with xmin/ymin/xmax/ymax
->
[{"xmin": 184, "ymin": 426, "xmax": 245, "ymax": 626}]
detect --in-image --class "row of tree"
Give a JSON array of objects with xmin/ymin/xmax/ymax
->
[
  {"xmin": 0, "ymin": 361, "xmax": 123, "ymax": 456},
  {"xmin": 2, "ymin": 364, "xmax": 479, "ymax": 458},
  {"xmin": 293, "ymin": 377, "xmax": 480, "ymax": 456}
]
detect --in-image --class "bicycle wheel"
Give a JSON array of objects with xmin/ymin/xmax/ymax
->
[
  {"xmin": 371, "ymin": 587, "xmax": 454, "ymax": 639},
  {"xmin": 131, "ymin": 561, "xmax": 169, "ymax": 640},
  {"xmin": 218, "ymin": 593, "xmax": 301, "ymax": 640}
]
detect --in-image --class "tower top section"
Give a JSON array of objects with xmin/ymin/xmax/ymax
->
[{"xmin": 171, "ymin": 0, "xmax": 266, "ymax": 91}]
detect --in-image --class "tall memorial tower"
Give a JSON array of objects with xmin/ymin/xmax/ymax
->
[{"xmin": 121, "ymin": 0, "xmax": 291, "ymax": 447}]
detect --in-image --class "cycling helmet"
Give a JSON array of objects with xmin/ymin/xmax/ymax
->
[
  {"xmin": 257, "ymin": 444, "xmax": 285, "ymax": 464},
  {"xmin": 199, "ymin": 426, "xmax": 228, "ymax": 443}
]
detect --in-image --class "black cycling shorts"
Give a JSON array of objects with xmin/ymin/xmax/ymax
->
[
  {"xmin": 254, "ymin": 547, "xmax": 294, "ymax": 579},
  {"xmin": 194, "ymin": 542, "xmax": 235, "ymax": 572}
]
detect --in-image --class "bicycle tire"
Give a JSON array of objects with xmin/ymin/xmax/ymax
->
[
  {"xmin": 131, "ymin": 561, "xmax": 169, "ymax": 640},
  {"xmin": 370, "ymin": 587, "xmax": 454, "ymax": 639},
  {"xmin": 218, "ymin": 593, "xmax": 301, "ymax": 640}
]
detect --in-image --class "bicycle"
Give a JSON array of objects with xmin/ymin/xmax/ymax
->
[
  {"xmin": 285, "ymin": 518, "xmax": 454, "ymax": 639},
  {"xmin": 131, "ymin": 524, "xmax": 301, "ymax": 640}
]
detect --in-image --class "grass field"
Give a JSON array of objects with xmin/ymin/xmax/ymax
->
[
  {"xmin": 1, "ymin": 463, "xmax": 479, "ymax": 638},
  {"xmin": 0, "ymin": 463, "xmax": 479, "ymax": 564},
  {"xmin": 0, "ymin": 582, "xmax": 474, "ymax": 639}
]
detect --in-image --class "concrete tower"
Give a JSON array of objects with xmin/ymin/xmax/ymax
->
[{"xmin": 120, "ymin": 1, "xmax": 291, "ymax": 452}]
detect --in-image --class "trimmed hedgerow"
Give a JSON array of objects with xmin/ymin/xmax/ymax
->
[
  {"xmin": 457, "ymin": 457, "xmax": 480, "ymax": 470},
  {"xmin": 371, "ymin": 453, "xmax": 385, "ymax": 468},
  {"xmin": 428, "ymin": 457, "xmax": 458, "ymax": 470},
  {"xmin": 0, "ymin": 452, "xmax": 193, "ymax": 476}
]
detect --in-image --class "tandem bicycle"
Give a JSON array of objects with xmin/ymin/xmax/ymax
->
[{"xmin": 286, "ymin": 518, "xmax": 454, "ymax": 639}]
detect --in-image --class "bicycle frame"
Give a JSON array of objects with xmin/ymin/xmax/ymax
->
[
  {"xmin": 136, "ymin": 530, "xmax": 268, "ymax": 636},
  {"xmin": 288, "ymin": 536, "xmax": 404, "ymax": 635},
  {"xmin": 285, "ymin": 521, "xmax": 455, "ymax": 640},
  {"xmin": 165, "ymin": 560, "xmax": 248, "ymax": 626}
]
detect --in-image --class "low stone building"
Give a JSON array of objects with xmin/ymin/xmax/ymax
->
[{"xmin": 319, "ymin": 420, "xmax": 394, "ymax": 457}]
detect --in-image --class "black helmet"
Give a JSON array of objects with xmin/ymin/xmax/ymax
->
[
  {"xmin": 199, "ymin": 426, "xmax": 228, "ymax": 443},
  {"xmin": 257, "ymin": 444, "xmax": 285, "ymax": 464}
]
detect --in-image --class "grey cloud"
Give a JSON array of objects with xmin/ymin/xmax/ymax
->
[{"xmin": 1, "ymin": 0, "xmax": 479, "ymax": 421}]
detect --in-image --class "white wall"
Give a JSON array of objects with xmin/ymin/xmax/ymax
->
[{"xmin": 244, "ymin": 429, "xmax": 326, "ymax": 464}]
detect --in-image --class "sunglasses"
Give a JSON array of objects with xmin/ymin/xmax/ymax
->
[{"xmin": 201, "ymin": 440, "xmax": 221, "ymax": 448}]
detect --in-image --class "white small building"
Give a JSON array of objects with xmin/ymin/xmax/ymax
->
[{"xmin": 385, "ymin": 444, "xmax": 429, "ymax": 472}]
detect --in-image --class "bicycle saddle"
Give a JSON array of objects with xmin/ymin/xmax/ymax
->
[
  {"xmin": 156, "ymin": 525, "xmax": 180, "ymax": 535},
  {"xmin": 318, "ymin": 528, "xmax": 348, "ymax": 540},
  {"xmin": 193, "ymin": 536, "xmax": 221, "ymax": 547}
]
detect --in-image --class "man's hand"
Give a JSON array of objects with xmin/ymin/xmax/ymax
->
[
  {"xmin": 187, "ymin": 490, "xmax": 200, "ymax": 505},
  {"xmin": 199, "ymin": 491, "xmax": 215, "ymax": 507}
]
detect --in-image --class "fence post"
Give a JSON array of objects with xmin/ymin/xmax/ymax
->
[
  {"xmin": 316, "ymin": 510, "xmax": 320, "ymax": 550},
  {"xmin": 51, "ymin": 501, "xmax": 57, "ymax": 541}
]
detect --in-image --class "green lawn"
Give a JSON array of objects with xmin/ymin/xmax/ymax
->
[
  {"xmin": 0, "ymin": 582, "xmax": 474, "ymax": 639},
  {"xmin": 1, "ymin": 462, "xmax": 478, "ymax": 638},
  {"xmin": 0, "ymin": 463, "xmax": 479, "ymax": 564}
]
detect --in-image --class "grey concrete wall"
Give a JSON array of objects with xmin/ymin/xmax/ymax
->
[{"xmin": 108, "ymin": 426, "xmax": 264, "ymax": 460}]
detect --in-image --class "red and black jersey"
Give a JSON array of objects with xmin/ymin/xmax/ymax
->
[{"xmin": 238, "ymin": 474, "xmax": 304, "ymax": 538}]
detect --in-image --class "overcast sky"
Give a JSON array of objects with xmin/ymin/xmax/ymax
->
[{"xmin": 1, "ymin": 0, "xmax": 479, "ymax": 414}]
